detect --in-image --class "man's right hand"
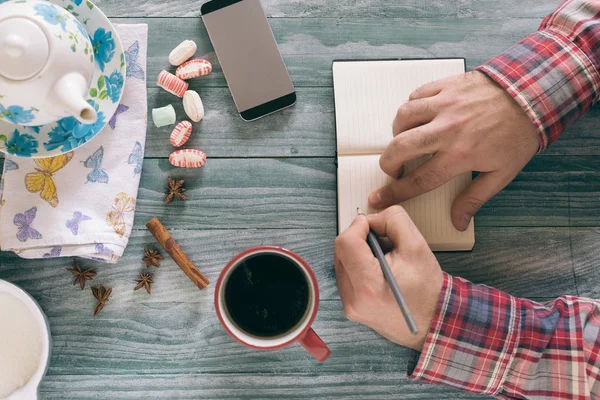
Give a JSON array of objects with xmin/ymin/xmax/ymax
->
[
  {"xmin": 334, "ymin": 206, "xmax": 444, "ymax": 351},
  {"xmin": 369, "ymin": 71, "xmax": 539, "ymax": 231}
]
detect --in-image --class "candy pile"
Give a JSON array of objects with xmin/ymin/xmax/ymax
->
[{"xmin": 153, "ymin": 40, "xmax": 210, "ymax": 168}]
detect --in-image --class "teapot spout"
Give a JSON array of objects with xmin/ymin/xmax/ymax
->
[{"xmin": 52, "ymin": 73, "xmax": 97, "ymax": 124}]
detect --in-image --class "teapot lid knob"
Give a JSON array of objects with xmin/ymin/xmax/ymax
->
[{"xmin": 0, "ymin": 18, "xmax": 49, "ymax": 81}]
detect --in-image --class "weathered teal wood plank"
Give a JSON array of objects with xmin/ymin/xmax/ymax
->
[
  {"xmin": 113, "ymin": 17, "xmax": 541, "ymax": 88},
  {"xmin": 133, "ymin": 158, "xmax": 337, "ymax": 229},
  {"xmin": 97, "ymin": 0, "xmax": 556, "ymax": 19},
  {"xmin": 135, "ymin": 157, "xmax": 554, "ymax": 230},
  {"xmin": 38, "ymin": 300, "xmax": 418, "ymax": 375},
  {"xmin": 544, "ymin": 107, "xmax": 600, "ymax": 156},
  {"xmin": 144, "ymin": 87, "xmax": 599, "ymax": 158},
  {"xmin": 3, "ymin": 157, "xmax": 600, "ymax": 230},
  {"xmin": 0, "ymin": 226, "xmax": 577, "ymax": 304},
  {"xmin": 0, "ymin": 88, "xmax": 597, "ymax": 161},
  {"xmin": 0, "ymin": 222, "xmax": 579, "ymax": 375},
  {"xmin": 0, "ymin": 275, "xmax": 572, "ymax": 378},
  {"xmin": 570, "ymin": 228, "xmax": 600, "ymax": 298},
  {"xmin": 0, "ymin": 223, "xmax": 580, "ymax": 378},
  {"xmin": 39, "ymin": 373, "xmax": 484, "ymax": 399},
  {"xmin": 145, "ymin": 88, "xmax": 335, "ymax": 158},
  {"xmin": 132, "ymin": 156, "xmax": 600, "ymax": 229}
]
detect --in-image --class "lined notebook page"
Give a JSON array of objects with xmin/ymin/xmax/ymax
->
[
  {"xmin": 334, "ymin": 59, "xmax": 467, "ymax": 155},
  {"xmin": 334, "ymin": 59, "xmax": 475, "ymax": 251},
  {"xmin": 338, "ymin": 155, "xmax": 474, "ymax": 251}
]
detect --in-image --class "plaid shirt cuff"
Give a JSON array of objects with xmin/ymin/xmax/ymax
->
[
  {"xmin": 407, "ymin": 273, "xmax": 521, "ymax": 396},
  {"xmin": 475, "ymin": 30, "xmax": 600, "ymax": 152}
]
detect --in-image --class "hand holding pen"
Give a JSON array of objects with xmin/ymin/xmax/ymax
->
[
  {"xmin": 357, "ymin": 207, "xmax": 419, "ymax": 335},
  {"xmin": 334, "ymin": 206, "xmax": 444, "ymax": 351}
]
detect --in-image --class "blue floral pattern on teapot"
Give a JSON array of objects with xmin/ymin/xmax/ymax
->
[{"xmin": 0, "ymin": 0, "xmax": 126, "ymax": 158}]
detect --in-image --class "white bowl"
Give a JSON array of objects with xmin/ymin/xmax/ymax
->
[{"xmin": 0, "ymin": 280, "xmax": 51, "ymax": 400}]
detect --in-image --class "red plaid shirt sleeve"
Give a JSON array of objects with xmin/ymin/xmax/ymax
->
[
  {"xmin": 407, "ymin": 273, "xmax": 600, "ymax": 399},
  {"xmin": 475, "ymin": 0, "xmax": 600, "ymax": 151}
]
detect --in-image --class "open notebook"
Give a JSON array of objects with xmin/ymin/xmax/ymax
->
[{"xmin": 333, "ymin": 59, "xmax": 475, "ymax": 251}]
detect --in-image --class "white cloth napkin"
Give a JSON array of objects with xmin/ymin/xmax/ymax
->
[{"xmin": 0, "ymin": 24, "xmax": 148, "ymax": 264}]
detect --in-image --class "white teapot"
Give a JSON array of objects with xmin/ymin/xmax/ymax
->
[{"xmin": 0, "ymin": 0, "xmax": 97, "ymax": 126}]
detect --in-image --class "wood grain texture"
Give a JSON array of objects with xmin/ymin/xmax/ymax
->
[
  {"xmin": 0, "ymin": 227, "xmax": 576, "ymax": 378},
  {"xmin": 98, "ymin": 0, "xmax": 556, "ymax": 19},
  {"xmin": 145, "ymin": 87, "xmax": 335, "ymax": 158},
  {"xmin": 39, "ymin": 373, "xmax": 483, "ymax": 399},
  {"xmin": 3, "ymin": 156, "xmax": 600, "ymax": 229},
  {"xmin": 570, "ymin": 228, "xmax": 600, "ymax": 299},
  {"xmin": 544, "ymin": 107, "xmax": 600, "ymax": 156},
  {"xmin": 0, "ymin": 91, "xmax": 598, "ymax": 161},
  {"xmin": 120, "ymin": 17, "xmax": 541, "ymax": 88},
  {"xmin": 0, "ymin": 1, "xmax": 596, "ymax": 397},
  {"xmin": 134, "ymin": 158, "xmax": 337, "ymax": 229},
  {"xmin": 134, "ymin": 156, "xmax": 600, "ymax": 229},
  {"xmin": 0, "ymin": 227, "xmax": 577, "ymax": 303},
  {"xmin": 143, "ymin": 88, "xmax": 600, "ymax": 158}
]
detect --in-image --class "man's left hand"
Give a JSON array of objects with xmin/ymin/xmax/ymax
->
[{"xmin": 369, "ymin": 71, "xmax": 538, "ymax": 231}]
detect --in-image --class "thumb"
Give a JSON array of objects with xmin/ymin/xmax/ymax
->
[
  {"xmin": 367, "ymin": 206, "xmax": 422, "ymax": 250},
  {"xmin": 451, "ymin": 170, "xmax": 512, "ymax": 231}
]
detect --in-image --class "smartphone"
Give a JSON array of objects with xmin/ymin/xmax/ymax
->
[{"xmin": 201, "ymin": 0, "xmax": 296, "ymax": 121}]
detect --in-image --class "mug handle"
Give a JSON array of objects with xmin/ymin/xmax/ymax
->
[{"xmin": 299, "ymin": 327, "xmax": 331, "ymax": 362}]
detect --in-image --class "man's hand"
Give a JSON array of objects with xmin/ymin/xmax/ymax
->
[
  {"xmin": 369, "ymin": 71, "xmax": 538, "ymax": 231},
  {"xmin": 334, "ymin": 206, "xmax": 443, "ymax": 351}
]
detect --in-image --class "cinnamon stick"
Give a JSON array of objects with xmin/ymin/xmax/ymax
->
[{"xmin": 146, "ymin": 217, "xmax": 209, "ymax": 289}]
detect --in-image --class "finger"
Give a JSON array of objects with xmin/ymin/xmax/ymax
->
[
  {"xmin": 371, "ymin": 153, "xmax": 461, "ymax": 209},
  {"xmin": 451, "ymin": 170, "xmax": 515, "ymax": 231},
  {"xmin": 379, "ymin": 125, "xmax": 442, "ymax": 178},
  {"xmin": 366, "ymin": 206, "xmax": 423, "ymax": 249},
  {"xmin": 334, "ymin": 215, "xmax": 376, "ymax": 277},
  {"xmin": 392, "ymin": 99, "xmax": 437, "ymax": 137},
  {"xmin": 334, "ymin": 254, "xmax": 355, "ymax": 306},
  {"xmin": 391, "ymin": 164, "xmax": 405, "ymax": 180},
  {"xmin": 408, "ymin": 75, "xmax": 455, "ymax": 100}
]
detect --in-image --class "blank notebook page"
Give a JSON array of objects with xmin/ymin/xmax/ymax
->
[{"xmin": 334, "ymin": 59, "xmax": 475, "ymax": 251}]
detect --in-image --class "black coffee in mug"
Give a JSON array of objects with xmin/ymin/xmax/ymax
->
[{"xmin": 224, "ymin": 253, "xmax": 310, "ymax": 338}]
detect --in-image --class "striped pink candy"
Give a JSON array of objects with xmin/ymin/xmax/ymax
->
[
  {"xmin": 156, "ymin": 70, "xmax": 188, "ymax": 98},
  {"xmin": 176, "ymin": 59, "xmax": 212, "ymax": 80},
  {"xmin": 170, "ymin": 121, "xmax": 193, "ymax": 147},
  {"xmin": 169, "ymin": 149, "xmax": 207, "ymax": 168}
]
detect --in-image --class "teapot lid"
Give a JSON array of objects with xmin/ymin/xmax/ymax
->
[{"xmin": 0, "ymin": 18, "xmax": 49, "ymax": 81}]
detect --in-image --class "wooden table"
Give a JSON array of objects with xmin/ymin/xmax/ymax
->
[{"xmin": 1, "ymin": 0, "xmax": 598, "ymax": 398}]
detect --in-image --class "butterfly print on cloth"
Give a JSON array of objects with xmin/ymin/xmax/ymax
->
[
  {"xmin": 125, "ymin": 40, "xmax": 145, "ymax": 80},
  {"xmin": 5, "ymin": 159, "xmax": 19, "ymax": 171},
  {"xmin": 43, "ymin": 246, "xmax": 62, "ymax": 258},
  {"xmin": 24, "ymin": 152, "xmax": 74, "ymax": 208},
  {"xmin": 14, "ymin": 206, "xmax": 42, "ymax": 242},
  {"xmin": 83, "ymin": 146, "xmax": 109, "ymax": 184},
  {"xmin": 95, "ymin": 243, "xmax": 114, "ymax": 255},
  {"xmin": 106, "ymin": 192, "xmax": 135, "ymax": 238},
  {"xmin": 108, "ymin": 104, "xmax": 129, "ymax": 130},
  {"xmin": 66, "ymin": 211, "xmax": 92, "ymax": 235},
  {"xmin": 0, "ymin": 159, "xmax": 19, "ymax": 191},
  {"xmin": 128, "ymin": 141, "xmax": 143, "ymax": 175}
]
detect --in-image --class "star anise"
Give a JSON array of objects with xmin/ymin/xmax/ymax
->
[
  {"xmin": 66, "ymin": 258, "xmax": 97, "ymax": 290},
  {"xmin": 164, "ymin": 177, "xmax": 188, "ymax": 204},
  {"xmin": 142, "ymin": 248, "xmax": 163, "ymax": 268},
  {"xmin": 92, "ymin": 285, "xmax": 112, "ymax": 316},
  {"xmin": 133, "ymin": 272, "xmax": 153, "ymax": 294}
]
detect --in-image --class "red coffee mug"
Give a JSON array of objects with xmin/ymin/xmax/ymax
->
[{"xmin": 215, "ymin": 246, "xmax": 331, "ymax": 362}]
